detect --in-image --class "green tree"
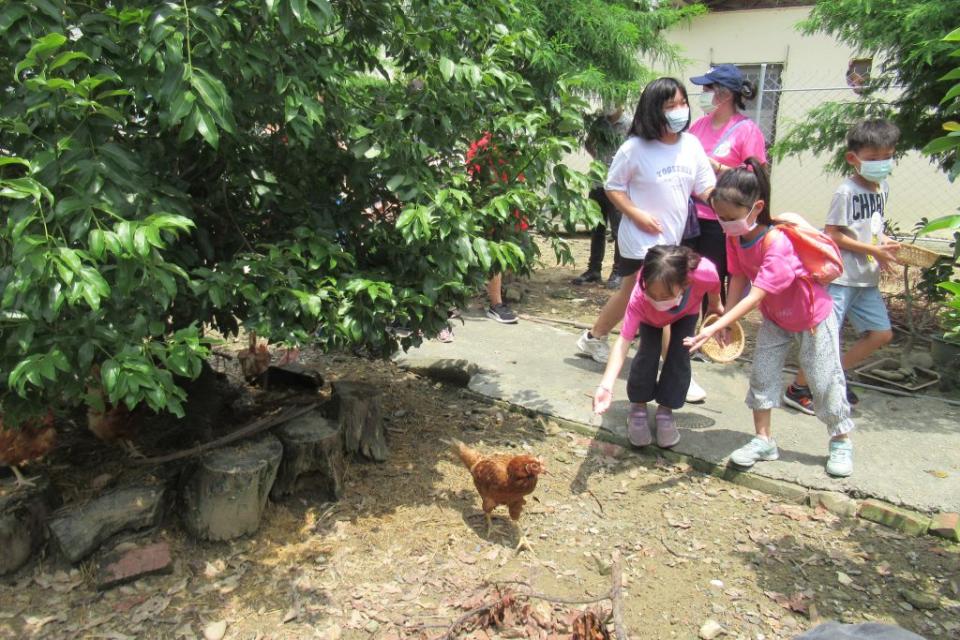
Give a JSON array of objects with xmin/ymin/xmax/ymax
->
[
  {"xmin": 0, "ymin": 0, "xmax": 686, "ymax": 424},
  {"xmin": 770, "ymin": 0, "xmax": 960, "ymax": 177}
]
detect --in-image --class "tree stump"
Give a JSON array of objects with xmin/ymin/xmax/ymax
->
[
  {"xmin": 270, "ymin": 411, "xmax": 345, "ymax": 501},
  {"xmin": 181, "ymin": 435, "xmax": 282, "ymax": 541},
  {"xmin": 48, "ymin": 484, "xmax": 165, "ymax": 563},
  {"xmin": 330, "ymin": 381, "xmax": 388, "ymax": 462},
  {"xmin": 0, "ymin": 477, "xmax": 60, "ymax": 575}
]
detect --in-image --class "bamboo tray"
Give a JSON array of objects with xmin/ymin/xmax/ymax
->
[
  {"xmin": 896, "ymin": 244, "xmax": 946, "ymax": 268},
  {"xmin": 697, "ymin": 314, "xmax": 745, "ymax": 363}
]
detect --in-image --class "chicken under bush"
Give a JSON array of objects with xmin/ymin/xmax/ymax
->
[{"xmin": 0, "ymin": 411, "xmax": 56, "ymax": 489}]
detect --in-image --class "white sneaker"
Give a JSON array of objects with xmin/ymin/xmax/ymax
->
[
  {"xmin": 576, "ymin": 329, "xmax": 609, "ymax": 364},
  {"xmin": 686, "ymin": 377, "xmax": 706, "ymax": 403}
]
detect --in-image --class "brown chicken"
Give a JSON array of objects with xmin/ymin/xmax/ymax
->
[
  {"xmin": 0, "ymin": 411, "xmax": 56, "ymax": 488},
  {"xmin": 448, "ymin": 438, "xmax": 545, "ymax": 552},
  {"xmin": 237, "ymin": 331, "xmax": 271, "ymax": 381},
  {"xmin": 87, "ymin": 367, "xmax": 142, "ymax": 458}
]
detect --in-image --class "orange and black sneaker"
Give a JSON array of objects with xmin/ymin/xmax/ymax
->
[{"xmin": 783, "ymin": 383, "xmax": 815, "ymax": 416}]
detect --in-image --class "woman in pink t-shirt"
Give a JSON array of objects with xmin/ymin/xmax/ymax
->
[
  {"xmin": 684, "ymin": 159, "xmax": 856, "ymax": 479},
  {"xmin": 593, "ymin": 245, "xmax": 721, "ymax": 449},
  {"xmin": 687, "ymin": 64, "xmax": 768, "ymax": 307}
]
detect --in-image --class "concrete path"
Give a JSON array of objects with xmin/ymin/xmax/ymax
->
[{"xmin": 397, "ymin": 312, "xmax": 960, "ymax": 514}]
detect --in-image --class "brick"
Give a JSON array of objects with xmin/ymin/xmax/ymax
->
[
  {"xmin": 858, "ymin": 499, "xmax": 931, "ymax": 536},
  {"xmin": 97, "ymin": 541, "xmax": 173, "ymax": 590},
  {"xmin": 808, "ymin": 490, "xmax": 859, "ymax": 518},
  {"xmin": 929, "ymin": 512, "xmax": 960, "ymax": 542}
]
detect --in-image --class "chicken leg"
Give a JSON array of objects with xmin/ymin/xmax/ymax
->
[
  {"xmin": 514, "ymin": 525, "xmax": 534, "ymax": 554},
  {"xmin": 9, "ymin": 465, "xmax": 37, "ymax": 489},
  {"xmin": 120, "ymin": 439, "xmax": 145, "ymax": 459}
]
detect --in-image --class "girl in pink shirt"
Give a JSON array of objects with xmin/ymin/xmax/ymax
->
[
  {"xmin": 684, "ymin": 158, "xmax": 855, "ymax": 478},
  {"xmin": 593, "ymin": 245, "xmax": 722, "ymax": 448}
]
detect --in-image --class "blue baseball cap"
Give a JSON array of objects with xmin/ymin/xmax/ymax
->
[{"xmin": 690, "ymin": 64, "xmax": 745, "ymax": 93}]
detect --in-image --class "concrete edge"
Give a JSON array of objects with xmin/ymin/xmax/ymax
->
[{"xmin": 454, "ymin": 388, "xmax": 958, "ymax": 543}]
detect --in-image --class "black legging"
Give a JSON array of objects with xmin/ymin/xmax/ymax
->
[
  {"xmin": 682, "ymin": 217, "xmax": 728, "ymax": 314},
  {"xmin": 587, "ymin": 187, "xmax": 622, "ymax": 274},
  {"xmin": 626, "ymin": 313, "xmax": 699, "ymax": 409}
]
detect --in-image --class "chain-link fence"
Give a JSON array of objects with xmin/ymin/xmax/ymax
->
[{"xmin": 691, "ymin": 69, "xmax": 960, "ymax": 243}]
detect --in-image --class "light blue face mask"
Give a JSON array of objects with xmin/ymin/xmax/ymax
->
[
  {"xmin": 664, "ymin": 107, "xmax": 689, "ymax": 133},
  {"xmin": 856, "ymin": 156, "xmax": 894, "ymax": 183}
]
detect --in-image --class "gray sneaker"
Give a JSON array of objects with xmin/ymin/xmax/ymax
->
[
  {"xmin": 576, "ymin": 329, "xmax": 609, "ymax": 364},
  {"xmin": 826, "ymin": 439, "xmax": 853, "ymax": 477},
  {"xmin": 655, "ymin": 410, "xmax": 680, "ymax": 448},
  {"xmin": 627, "ymin": 403, "xmax": 651, "ymax": 447},
  {"xmin": 729, "ymin": 437, "xmax": 779, "ymax": 468}
]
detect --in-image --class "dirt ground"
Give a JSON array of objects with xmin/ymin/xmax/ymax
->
[{"xmin": 1, "ymin": 236, "xmax": 958, "ymax": 640}]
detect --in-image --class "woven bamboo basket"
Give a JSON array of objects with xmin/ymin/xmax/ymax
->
[
  {"xmin": 896, "ymin": 244, "xmax": 945, "ymax": 269},
  {"xmin": 698, "ymin": 314, "xmax": 745, "ymax": 363}
]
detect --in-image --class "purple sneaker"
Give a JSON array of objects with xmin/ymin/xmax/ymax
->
[
  {"xmin": 627, "ymin": 403, "xmax": 651, "ymax": 447},
  {"xmin": 655, "ymin": 408, "xmax": 680, "ymax": 448}
]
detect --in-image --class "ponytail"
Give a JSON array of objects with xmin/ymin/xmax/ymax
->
[
  {"xmin": 710, "ymin": 157, "xmax": 772, "ymax": 225},
  {"xmin": 734, "ymin": 80, "xmax": 756, "ymax": 111}
]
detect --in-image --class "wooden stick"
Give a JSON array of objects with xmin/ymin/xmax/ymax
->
[
  {"xmin": 610, "ymin": 550, "xmax": 627, "ymax": 640},
  {"xmin": 128, "ymin": 402, "xmax": 318, "ymax": 465}
]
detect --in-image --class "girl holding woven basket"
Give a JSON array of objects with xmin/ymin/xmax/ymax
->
[
  {"xmin": 684, "ymin": 158, "xmax": 856, "ymax": 477},
  {"xmin": 593, "ymin": 245, "xmax": 722, "ymax": 449}
]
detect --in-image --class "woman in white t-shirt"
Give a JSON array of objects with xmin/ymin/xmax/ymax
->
[{"xmin": 577, "ymin": 77, "xmax": 716, "ymax": 366}]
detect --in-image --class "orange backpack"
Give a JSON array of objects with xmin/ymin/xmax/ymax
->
[{"xmin": 767, "ymin": 212, "xmax": 844, "ymax": 285}]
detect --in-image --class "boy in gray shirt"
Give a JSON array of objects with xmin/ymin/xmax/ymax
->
[{"xmin": 785, "ymin": 119, "xmax": 901, "ymax": 414}]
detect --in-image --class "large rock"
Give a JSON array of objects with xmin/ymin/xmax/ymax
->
[
  {"xmin": 330, "ymin": 381, "xmax": 388, "ymax": 462},
  {"xmin": 270, "ymin": 411, "xmax": 345, "ymax": 501},
  {"xmin": 181, "ymin": 435, "xmax": 282, "ymax": 541},
  {"xmin": 0, "ymin": 477, "xmax": 60, "ymax": 574},
  {"xmin": 48, "ymin": 484, "xmax": 165, "ymax": 563}
]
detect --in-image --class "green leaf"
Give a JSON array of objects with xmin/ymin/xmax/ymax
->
[
  {"xmin": 195, "ymin": 105, "xmax": 220, "ymax": 149},
  {"xmin": 921, "ymin": 214, "xmax": 960, "ymax": 234},
  {"xmin": 439, "ymin": 57, "xmax": 455, "ymax": 82},
  {"xmin": 190, "ymin": 68, "xmax": 230, "ymax": 122},
  {"xmin": 49, "ymin": 50, "xmax": 93, "ymax": 71},
  {"xmin": 89, "ymin": 229, "xmax": 106, "ymax": 258},
  {"xmin": 101, "ymin": 359, "xmax": 120, "ymax": 396}
]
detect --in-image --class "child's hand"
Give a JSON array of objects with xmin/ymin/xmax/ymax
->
[
  {"xmin": 684, "ymin": 325, "xmax": 716, "ymax": 353},
  {"xmin": 707, "ymin": 302, "xmax": 725, "ymax": 317},
  {"xmin": 593, "ymin": 385, "xmax": 613, "ymax": 414},
  {"xmin": 873, "ymin": 243, "xmax": 900, "ymax": 272},
  {"xmin": 635, "ymin": 211, "xmax": 664, "ymax": 235},
  {"xmin": 713, "ymin": 327, "xmax": 732, "ymax": 348}
]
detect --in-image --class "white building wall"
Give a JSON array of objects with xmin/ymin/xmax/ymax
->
[{"xmin": 569, "ymin": 6, "xmax": 960, "ymax": 235}]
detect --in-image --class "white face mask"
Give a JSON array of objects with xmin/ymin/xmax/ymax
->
[
  {"xmin": 645, "ymin": 290, "xmax": 683, "ymax": 311},
  {"xmin": 718, "ymin": 204, "xmax": 759, "ymax": 237},
  {"xmin": 698, "ymin": 91, "xmax": 717, "ymax": 114},
  {"xmin": 664, "ymin": 107, "xmax": 690, "ymax": 133}
]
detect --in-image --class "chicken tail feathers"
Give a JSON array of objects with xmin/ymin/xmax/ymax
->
[{"xmin": 441, "ymin": 437, "xmax": 481, "ymax": 470}]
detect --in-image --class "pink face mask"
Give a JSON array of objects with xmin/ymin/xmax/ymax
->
[
  {"xmin": 718, "ymin": 204, "xmax": 759, "ymax": 237},
  {"xmin": 645, "ymin": 291, "xmax": 683, "ymax": 311}
]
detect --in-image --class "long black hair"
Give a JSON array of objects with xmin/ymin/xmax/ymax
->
[
  {"xmin": 630, "ymin": 77, "xmax": 689, "ymax": 141},
  {"xmin": 710, "ymin": 157, "xmax": 772, "ymax": 225},
  {"xmin": 641, "ymin": 245, "xmax": 702, "ymax": 291}
]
